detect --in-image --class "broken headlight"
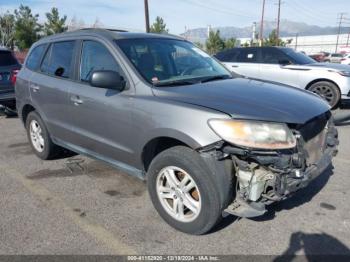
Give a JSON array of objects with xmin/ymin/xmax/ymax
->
[{"xmin": 208, "ymin": 119, "xmax": 296, "ymax": 150}]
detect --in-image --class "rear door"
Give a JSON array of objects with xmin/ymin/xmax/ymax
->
[
  {"xmin": 66, "ymin": 39, "xmax": 135, "ymax": 165},
  {"xmin": 221, "ymin": 48, "xmax": 261, "ymax": 79},
  {"xmin": 29, "ymin": 40, "xmax": 77, "ymax": 140}
]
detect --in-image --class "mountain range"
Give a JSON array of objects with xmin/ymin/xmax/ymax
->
[{"xmin": 181, "ymin": 20, "xmax": 350, "ymax": 40}]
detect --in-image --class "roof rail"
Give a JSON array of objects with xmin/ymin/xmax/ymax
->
[{"xmin": 79, "ymin": 28, "xmax": 128, "ymax": 32}]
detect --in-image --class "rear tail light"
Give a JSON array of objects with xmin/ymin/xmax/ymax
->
[{"xmin": 10, "ymin": 69, "xmax": 19, "ymax": 86}]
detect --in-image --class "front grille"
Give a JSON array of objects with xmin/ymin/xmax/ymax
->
[{"xmin": 297, "ymin": 112, "xmax": 330, "ymax": 165}]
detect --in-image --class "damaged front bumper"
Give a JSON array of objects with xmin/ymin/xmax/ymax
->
[{"xmin": 220, "ymin": 116, "xmax": 339, "ymax": 218}]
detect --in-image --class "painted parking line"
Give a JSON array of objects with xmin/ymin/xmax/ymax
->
[{"xmin": 0, "ymin": 163, "xmax": 136, "ymax": 255}]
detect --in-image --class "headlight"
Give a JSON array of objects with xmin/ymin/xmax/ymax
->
[
  {"xmin": 208, "ymin": 119, "xmax": 296, "ymax": 149},
  {"xmin": 337, "ymin": 71, "xmax": 350, "ymax": 77}
]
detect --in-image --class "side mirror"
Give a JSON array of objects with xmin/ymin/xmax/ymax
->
[
  {"xmin": 278, "ymin": 59, "xmax": 291, "ymax": 66},
  {"xmin": 90, "ymin": 70, "xmax": 125, "ymax": 91}
]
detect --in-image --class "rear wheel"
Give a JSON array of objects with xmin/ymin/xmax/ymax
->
[
  {"xmin": 26, "ymin": 111, "xmax": 61, "ymax": 159},
  {"xmin": 147, "ymin": 146, "xmax": 226, "ymax": 235},
  {"xmin": 308, "ymin": 81, "xmax": 340, "ymax": 109}
]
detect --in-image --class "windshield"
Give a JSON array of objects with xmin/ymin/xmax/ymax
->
[
  {"xmin": 283, "ymin": 48, "xmax": 316, "ymax": 65},
  {"xmin": 116, "ymin": 38, "xmax": 231, "ymax": 85},
  {"xmin": 0, "ymin": 51, "xmax": 18, "ymax": 66}
]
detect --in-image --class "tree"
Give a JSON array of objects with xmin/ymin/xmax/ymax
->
[
  {"xmin": 14, "ymin": 5, "xmax": 41, "ymax": 50},
  {"xmin": 224, "ymin": 37, "xmax": 237, "ymax": 50},
  {"xmin": 0, "ymin": 12, "xmax": 16, "ymax": 49},
  {"xmin": 205, "ymin": 30, "xmax": 225, "ymax": 55},
  {"xmin": 92, "ymin": 17, "xmax": 104, "ymax": 28},
  {"xmin": 43, "ymin": 7, "xmax": 67, "ymax": 36},
  {"xmin": 150, "ymin": 16, "xmax": 168, "ymax": 33},
  {"xmin": 193, "ymin": 41, "xmax": 204, "ymax": 49},
  {"xmin": 263, "ymin": 29, "xmax": 292, "ymax": 47}
]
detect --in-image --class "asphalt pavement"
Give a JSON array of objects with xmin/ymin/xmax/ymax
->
[{"xmin": 0, "ymin": 111, "xmax": 349, "ymax": 256}]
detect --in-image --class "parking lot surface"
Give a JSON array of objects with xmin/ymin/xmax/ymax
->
[{"xmin": 0, "ymin": 112, "xmax": 350, "ymax": 255}]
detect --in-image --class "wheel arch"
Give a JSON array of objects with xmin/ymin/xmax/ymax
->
[
  {"xmin": 20, "ymin": 104, "xmax": 36, "ymax": 126},
  {"xmin": 305, "ymin": 78, "xmax": 340, "ymax": 91},
  {"xmin": 141, "ymin": 136, "xmax": 192, "ymax": 172}
]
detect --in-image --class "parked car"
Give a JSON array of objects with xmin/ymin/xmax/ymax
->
[
  {"xmin": 324, "ymin": 53, "xmax": 344, "ymax": 63},
  {"xmin": 0, "ymin": 47, "xmax": 21, "ymax": 116},
  {"xmin": 309, "ymin": 53, "xmax": 324, "ymax": 62},
  {"xmin": 340, "ymin": 53, "xmax": 350, "ymax": 65},
  {"xmin": 215, "ymin": 47, "xmax": 350, "ymax": 108},
  {"xmin": 16, "ymin": 29, "xmax": 338, "ymax": 234}
]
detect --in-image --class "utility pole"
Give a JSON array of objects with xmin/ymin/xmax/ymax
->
[
  {"xmin": 144, "ymin": 0, "xmax": 150, "ymax": 33},
  {"xmin": 259, "ymin": 0, "xmax": 266, "ymax": 46},
  {"xmin": 276, "ymin": 0, "xmax": 282, "ymax": 46},
  {"xmin": 335, "ymin": 12, "xmax": 347, "ymax": 53},
  {"xmin": 295, "ymin": 33, "xmax": 299, "ymax": 50}
]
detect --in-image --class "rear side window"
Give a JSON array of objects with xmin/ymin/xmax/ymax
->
[
  {"xmin": 26, "ymin": 45, "xmax": 46, "ymax": 70},
  {"xmin": 40, "ymin": 41, "xmax": 75, "ymax": 78},
  {"xmin": 0, "ymin": 50, "xmax": 18, "ymax": 66},
  {"xmin": 236, "ymin": 49, "xmax": 258, "ymax": 63},
  {"xmin": 80, "ymin": 41, "xmax": 121, "ymax": 82},
  {"xmin": 215, "ymin": 50, "xmax": 239, "ymax": 62},
  {"xmin": 261, "ymin": 48, "xmax": 289, "ymax": 64}
]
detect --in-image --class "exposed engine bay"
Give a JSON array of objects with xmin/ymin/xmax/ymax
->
[{"xmin": 202, "ymin": 112, "xmax": 339, "ymax": 218}]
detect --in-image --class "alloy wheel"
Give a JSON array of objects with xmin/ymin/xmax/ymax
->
[
  {"xmin": 29, "ymin": 120, "xmax": 45, "ymax": 153},
  {"xmin": 156, "ymin": 166, "xmax": 201, "ymax": 223}
]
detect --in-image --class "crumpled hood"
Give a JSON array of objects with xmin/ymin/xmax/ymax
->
[{"xmin": 153, "ymin": 78, "xmax": 330, "ymax": 124}]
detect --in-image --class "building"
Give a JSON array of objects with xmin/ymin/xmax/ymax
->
[{"xmin": 238, "ymin": 33, "xmax": 350, "ymax": 55}]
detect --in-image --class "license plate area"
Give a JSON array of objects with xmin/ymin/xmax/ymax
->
[{"xmin": 0, "ymin": 72, "xmax": 10, "ymax": 82}]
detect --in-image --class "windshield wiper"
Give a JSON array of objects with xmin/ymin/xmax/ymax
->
[
  {"xmin": 200, "ymin": 75, "xmax": 232, "ymax": 83},
  {"xmin": 153, "ymin": 79, "xmax": 199, "ymax": 87}
]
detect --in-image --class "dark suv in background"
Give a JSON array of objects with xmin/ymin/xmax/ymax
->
[
  {"xmin": 0, "ymin": 47, "xmax": 21, "ymax": 116},
  {"xmin": 15, "ymin": 29, "xmax": 338, "ymax": 234}
]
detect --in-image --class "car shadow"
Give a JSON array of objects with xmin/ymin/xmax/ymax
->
[
  {"xmin": 274, "ymin": 232, "xmax": 350, "ymax": 260},
  {"xmin": 251, "ymin": 164, "xmax": 334, "ymax": 222}
]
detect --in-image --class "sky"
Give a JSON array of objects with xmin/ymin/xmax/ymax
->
[{"xmin": 1, "ymin": 0, "xmax": 349, "ymax": 34}]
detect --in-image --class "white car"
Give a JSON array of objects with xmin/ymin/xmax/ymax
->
[
  {"xmin": 215, "ymin": 47, "xmax": 350, "ymax": 108},
  {"xmin": 325, "ymin": 53, "xmax": 345, "ymax": 63},
  {"xmin": 341, "ymin": 54, "xmax": 350, "ymax": 65}
]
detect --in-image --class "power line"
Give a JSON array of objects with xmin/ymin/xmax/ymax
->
[{"xmin": 183, "ymin": 0, "xmax": 257, "ymax": 19}]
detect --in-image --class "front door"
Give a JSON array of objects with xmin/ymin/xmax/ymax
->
[
  {"xmin": 67, "ymin": 40, "xmax": 135, "ymax": 165},
  {"xmin": 259, "ymin": 48, "xmax": 300, "ymax": 87}
]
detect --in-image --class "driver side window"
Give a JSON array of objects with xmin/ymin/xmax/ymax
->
[
  {"xmin": 80, "ymin": 40, "xmax": 121, "ymax": 82},
  {"xmin": 261, "ymin": 48, "xmax": 290, "ymax": 64}
]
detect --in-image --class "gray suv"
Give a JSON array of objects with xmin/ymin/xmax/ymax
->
[{"xmin": 16, "ymin": 29, "xmax": 338, "ymax": 234}]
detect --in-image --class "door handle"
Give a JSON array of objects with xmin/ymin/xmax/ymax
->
[
  {"xmin": 231, "ymin": 65, "xmax": 239, "ymax": 68},
  {"xmin": 30, "ymin": 84, "xmax": 40, "ymax": 92},
  {"xmin": 71, "ymin": 96, "xmax": 83, "ymax": 105}
]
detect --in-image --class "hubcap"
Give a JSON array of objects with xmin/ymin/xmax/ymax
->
[
  {"xmin": 29, "ymin": 120, "xmax": 45, "ymax": 153},
  {"xmin": 310, "ymin": 85, "xmax": 336, "ymax": 106},
  {"xmin": 156, "ymin": 166, "xmax": 201, "ymax": 223}
]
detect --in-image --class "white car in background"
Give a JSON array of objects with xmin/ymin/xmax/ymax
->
[
  {"xmin": 341, "ymin": 54, "xmax": 350, "ymax": 65},
  {"xmin": 324, "ymin": 53, "xmax": 345, "ymax": 63},
  {"xmin": 215, "ymin": 47, "xmax": 350, "ymax": 108}
]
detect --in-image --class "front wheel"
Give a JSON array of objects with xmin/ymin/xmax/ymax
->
[
  {"xmin": 308, "ymin": 81, "xmax": 340, "ymax": 109},
  {"xmin": 147, "ymin": 146, "xmax": 224, "ymax": 235}
]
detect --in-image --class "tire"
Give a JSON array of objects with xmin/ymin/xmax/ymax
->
[
  {"xmin": 147, "ymin": 146, "xmax": 227, "ymax": 235},
  {"xmin": 26, "ymin": 111, "xmax": 61, "ymax": 160},
  {"xmin": 308, "ymin": 81, "xmax": 340, "ymax": 109}
]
